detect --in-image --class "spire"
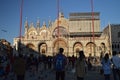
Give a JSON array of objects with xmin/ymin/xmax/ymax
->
[
  {"xmin": 59, "ymin": 12, "xmax": 64, "ymax": 18},
  {"xmin": 30, "ymin": 22, "xmax": 34, "ymax": 27},
  {"xmin": 25, "ymin": 17, "xmax": 28, "ymax": 28},
  {"xmin": 43, "ymin": 21, "xmax": 46, "ymax": 27},
  {"xmin": 36, "ymin": 18, "xmax": 40, "ymax": 27},
  {"xmin": 24, "ymin": 17, "xmax": 28, "ymax": 37},
  {"xmin": 48, "ymin": 20, "xmax": 52, "ymax": 27},
  {"xmin": 48, "ymin": 16, "xmax": 52, "ymax": 27}
]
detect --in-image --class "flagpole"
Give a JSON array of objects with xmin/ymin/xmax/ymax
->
[
  {"xmin": 18, "ymin": 0, "xmax": 23, "ymax": 54},
  {"xmin": 19, "ymin": 0, "xmax": 24, "ymax": 41},
  {"xmin": 91, "ymin": 0, "xmax": 95, "ymax": 57}
]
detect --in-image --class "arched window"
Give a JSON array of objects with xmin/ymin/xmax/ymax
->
[
  {"xmin": 117, "ymin": 44, "xmax": 119, "ymax": 49},
  {"xmin": 112, "ymin": 44, "xmax": 114, "ymax": 49},
  {"xmin": 118, "ymin": 32, "xmax": 120, "ymax": 37},
  {"xmin": 115, "ymin": 44, "xmax": 116, "ymax": 48},
  {"xmin": 52, "ymin": 26, "xmax": 68, "ymax": 37}
]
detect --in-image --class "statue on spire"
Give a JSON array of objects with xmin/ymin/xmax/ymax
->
[
  {"xmin": 36, "ymin": 17, "xmax": 40, "ymax": 28},
  {"xmin": 25, "ymin": 17, "xmax": 28, "ymax": 28},
  {"xmin": 59, "ymin": 12, "xmax": 64, "ymax": 18},
  {"xmin": 43, "ymin": 21, "xmax": 46, "ymax": 27}
]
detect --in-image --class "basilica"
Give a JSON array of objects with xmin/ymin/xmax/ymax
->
[{"xmin": 13, "ymin": 12, "xmax": 112, "ymax": 57}]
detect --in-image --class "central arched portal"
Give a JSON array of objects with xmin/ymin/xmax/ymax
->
[
  {"xmin": 53, "ymin": 39, "xmax": 68, "ymax": 56},
  {"xmin": 38, "ymin": 43, "xmax": 47, "ymax": 55}
]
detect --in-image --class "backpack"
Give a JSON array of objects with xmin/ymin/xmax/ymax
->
[{"xmin": 55, "ymin": 54, "xmax": 65, "ymax": 71}]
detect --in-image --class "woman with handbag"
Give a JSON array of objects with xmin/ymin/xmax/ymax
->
[
  {"xmin": 75, "ymin": 51, "xmax": 86, "ymax": 80},
  {"xmin": 101, "ymin": 53, "xmax": 112, "ymax": 80}
]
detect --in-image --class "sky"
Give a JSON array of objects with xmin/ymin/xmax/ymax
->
[{"xmin": 0, "ymin": 0, "xmax": 120, "ymax": 45}]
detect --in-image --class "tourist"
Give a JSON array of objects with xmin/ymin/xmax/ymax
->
[
  {"xmin": 54, "ymin": 48, "xmax": 67, "ymax": 80},
  {"xmin": 87, "ymin": 58, "xmax": 92, "ymax": 71},
  {"xmin": 13, "ymin": 53, "xmax": 26, "ymax": 80},
  {"xmin": 101, "ymin": 53, "xmax": 112, "ymax": 80},
  {"xmin": 111, "ymin": 51, "xmax": 120, "ymax": 80},
  {"xmin": 75, "ymin": 50, "xmax": 86, "ymax": 80}
]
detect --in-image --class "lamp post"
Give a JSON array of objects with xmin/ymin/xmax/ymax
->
[{"xmin": 0, "ymin": 28, "xmax": 7, "ymax": 40}]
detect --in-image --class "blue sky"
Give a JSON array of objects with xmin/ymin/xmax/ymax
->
[{"xmin": 0, "ymin": 0, "xmax": 120, "ymax": 45}]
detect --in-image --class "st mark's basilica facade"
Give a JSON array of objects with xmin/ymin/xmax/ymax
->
[{"xmin": 13, "ymin": 12, "xmax": 111, "ymax": 57}]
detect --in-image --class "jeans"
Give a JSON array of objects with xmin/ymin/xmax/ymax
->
[
  {"xmin": 56, "ymin": 71, "xmax": 65, "ymax": 80},
  {"xmin": 77, "ymin": 76, "xmax": 84, "ymax": 80},
  {"xmin": 112, "ymin": 69, "xmax": 120, "ymax": 80},
  {"xmin": 104, "ymin": 74, "xmax": 110, "ymax": 80},
  {"xmin": 16, "ymin": 75, "xmax": 25, "ymax": 80}
]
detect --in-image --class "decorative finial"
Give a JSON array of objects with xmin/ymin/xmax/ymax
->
[
  {"xmin": 37, "ymin": 17, "xmax": 40, "ymax": 23},
  {"xmin": 30, "ymin": 22, "xmax": 34, "ymax": 27},
  {"xmin": 59, "ymin": 12, "xmax": 64, "ymax": 18},
  {"xmin": 43, "ymin": 21, "xmax": 46, "ymax": 26},
  {"xmin": 25, "ymin": 17, "xmax": 28, "ymax": 28}
]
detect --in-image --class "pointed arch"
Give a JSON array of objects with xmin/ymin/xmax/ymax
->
[
  {"xmin": 38, "ymin": 42, "xmax": 47, "ymax": 55},
  {"xmin": 52, "ymin": 38, "xmax": 68, "ymax": 56},
  {"xmin": 26, "ymin": 43, "xmax": 35, "ymax": 54}
]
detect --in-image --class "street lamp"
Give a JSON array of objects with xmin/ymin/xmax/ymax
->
[{"xmin": 0, "ymin": 28, "xmax": 7, "ymax": 40}]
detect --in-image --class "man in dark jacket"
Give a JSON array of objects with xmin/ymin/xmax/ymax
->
[
  {"xmin": 54, "ymin": 48, "xmax": 67, "ymax": 80},
  {"xmin": 13, "ymin": 53, "xmax": 26, "ymax": 80}
]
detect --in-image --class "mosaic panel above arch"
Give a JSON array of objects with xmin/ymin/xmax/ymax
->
[
  {"xmin": 28, "ymin": 30, "xmax": 37, "ymax": 39},
  {"xmin": 52, "ymin": 26, "xmax": 69, "ymax": 37},
  {"xmin": 39, "ymin": 30, "xmax": 50, "ymax": 38},
  {"xmin": 26, "ymin": 43, "xmax": 35, "ymax": 54}
]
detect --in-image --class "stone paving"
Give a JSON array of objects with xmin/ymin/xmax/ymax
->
[{"xmin": 0, "ymin": 64, "xmax": 114, "ymax": 80}]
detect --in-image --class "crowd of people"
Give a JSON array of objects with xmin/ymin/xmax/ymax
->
[
  {"xmin": 101, "ymin": 51, "xmax": 120, "ymax": 80},
  {"xmin": 0, "ymin": 49, "xmax": 76, "ymax": 80},
  {"xmin": 0, "ymin": 48, "xmax": 120, "ymax": 80}
]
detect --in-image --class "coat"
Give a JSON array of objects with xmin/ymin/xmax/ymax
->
[
  {"xmin": 75, "ymin": 59, "xmax": 86, "ymax": 77},
  {"xmin": 101, "ymin": 59, "xmax": 111, "ymax": 75},
  {"xmin": 13, "ymin": 57, "xmax": 26, "ymax": 76}
]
